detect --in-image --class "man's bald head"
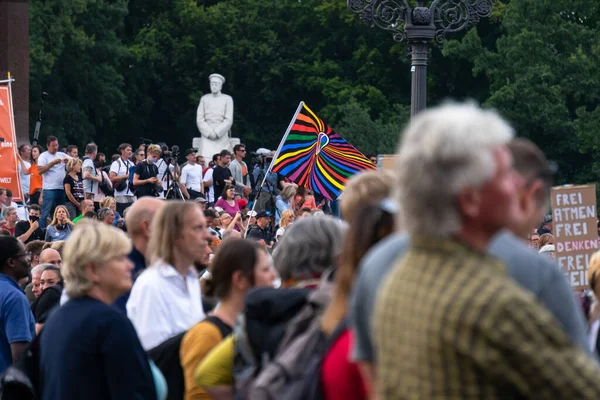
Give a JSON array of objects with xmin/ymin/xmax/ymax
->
[
  {"xmin": 125, "ymin": 197, "xmax": 165, "ymax": 238},
  {"xmin": 80, "ymin": 199, "xmax": 94, "ymax": 213},
  {"xmin": 39, "ymin": 248, "xmax": 62, "ymax": 267}
]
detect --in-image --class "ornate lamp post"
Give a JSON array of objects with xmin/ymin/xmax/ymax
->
[{"xmin": 347, "ymin": 0, "xmax": 496, "ymax": 117}]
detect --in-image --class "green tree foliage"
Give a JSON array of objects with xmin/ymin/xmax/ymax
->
[
  {"xmin": 30, "ymin": 0, "xmax": 129, "ymax": 150},
  {"xmin": 29, "ymin": 0, "xmax": 600, "ymax": 188}
]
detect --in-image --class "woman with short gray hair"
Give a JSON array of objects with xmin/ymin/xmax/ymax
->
[
  {"xmin": 39, "ymin": 222, "xmax": 160, "ymax": 399},
  {"xmin": 273, "ymin": 215, "xmax": 345, "ymax": 287}
]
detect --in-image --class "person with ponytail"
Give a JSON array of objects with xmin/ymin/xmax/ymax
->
[{"xmin": 180, "ymin": 239, "xmax": 275, "ymax": 400}]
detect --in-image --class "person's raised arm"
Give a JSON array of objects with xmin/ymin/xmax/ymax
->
[
  {"xmin": 17, "ymin": 221, "xmax": 39, "ymax": 243},
  {"xmin": 37, "ymin": 156, "xmax": 63, "ymax": 175},
  {"xmin": 17, "ymin": 154, "xmax": 31, "ymax": 175}
]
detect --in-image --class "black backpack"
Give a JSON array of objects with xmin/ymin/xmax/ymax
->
[{"xmin": 0, "ymin": 332, "xmax": 42, "ymax": 400}]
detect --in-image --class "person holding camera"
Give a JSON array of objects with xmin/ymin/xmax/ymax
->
[
  {"xmin": 110, "ymin": 143, "xmax": 135, "ymax": 214},
  {"xmin": 180, "ymin": 149, "xmax": 205, "ymax": 200},
  {"xmin": 132, "ymin": 144, "xmax": 163, "ymax": 198}
]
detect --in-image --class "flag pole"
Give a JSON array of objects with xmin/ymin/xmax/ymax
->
[{"xmin": 244, "ymin": 101, "xmax": 304, "ymax": 238}]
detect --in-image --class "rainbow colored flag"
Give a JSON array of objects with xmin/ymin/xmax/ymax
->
[{"xmin": 271, "ymin": 102, "xmax": 376, "ymax": 200}]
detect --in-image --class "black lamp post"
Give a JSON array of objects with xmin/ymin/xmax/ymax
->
[{"xmin": 347, "ymin": 0, "xmax": 496, "ymax": 117}]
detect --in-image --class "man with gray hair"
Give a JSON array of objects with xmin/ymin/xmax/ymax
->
[
  {"xmin": 369, "ymin": 103, "xmax": 600, "ymax": 399},
  {"xmin": 0, "ymin": 206, "xmax": 19, "ymax": 236},
  {"xmin": 82, "ymin": 143, "xmax": 102, "ymax": 200}
]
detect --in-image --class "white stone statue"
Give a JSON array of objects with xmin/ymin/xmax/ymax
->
[{"xmin": 195, "ymin": 73, "xmax": 234, "ymax": 161}]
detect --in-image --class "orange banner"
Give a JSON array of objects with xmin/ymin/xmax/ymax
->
[{"xmin": 0, "ymin": 83, "xmax": 23, "ymax": 201}]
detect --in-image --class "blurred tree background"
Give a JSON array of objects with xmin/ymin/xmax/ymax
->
[{"xmin": 29, "ymin": 0, "xmax": 600, "ymax": 185}]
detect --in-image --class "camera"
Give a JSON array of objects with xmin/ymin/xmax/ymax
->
[
  {"xmin": 160, "ymin": 144, "xmax": 180, "ymax": 165},
  {"xmin": 251, "ymin": 148, "xmax": 274, "ymax": 168}
]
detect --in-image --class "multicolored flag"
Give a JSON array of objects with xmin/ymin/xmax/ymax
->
[{"xmin": 271, "ymin": 102, "xmax": 376, "ymax": 200}]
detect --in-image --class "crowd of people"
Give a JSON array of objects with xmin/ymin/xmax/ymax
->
[
  {"xmin": 2, "ymin": 102, "xmax": 600, "ymax": 400},
  {"xmin": 1, "ymin": 139, "xmax": 334, "ymax": 248}
]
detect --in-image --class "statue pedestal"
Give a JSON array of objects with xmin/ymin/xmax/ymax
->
[{"xmin": 192, "ymin": 137, "xmax": 240, "ymax": 159}]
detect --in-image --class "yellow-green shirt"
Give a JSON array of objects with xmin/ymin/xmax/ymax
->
[
  {"xmin": 374, "ymin": 235, "xmax": 600, "ymax": 400},
  {"xmin": 194, "ymin": 335, "xmax": 235, "ymax": 389}
]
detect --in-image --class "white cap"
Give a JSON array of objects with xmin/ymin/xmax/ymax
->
[{"xmin": 209, "ymin": 73, "xmax": 225, "ymax": 83}]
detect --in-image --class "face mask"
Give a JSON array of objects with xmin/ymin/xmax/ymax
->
[
  {"xmin": 29, "ymin": 215, "xmax": 39, "ymax": 223},
  {"xmin": 148, "ymin": 157, "xmax": 156, "ymax": 163},
  {"xmin": 94, "ymin": 160, "xmax": 104, "ymax": 168},
  {"xmin": 56, "ymin": 224, "xmax": 66, "ymax": 230}
]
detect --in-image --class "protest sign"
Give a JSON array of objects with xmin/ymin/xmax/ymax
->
[
  {"xmin": 551, "ymin": 185, "xmax": 598, "ymax": 290},
  {"xmin": 0, "ymin": 79, "xmax": 22, "ymax": 201}
]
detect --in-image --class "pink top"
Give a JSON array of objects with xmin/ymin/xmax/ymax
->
[
  {"xmin": 214, "ymin": 197, "xmax": 240, "ymax": 218},
  {"xmin": 302, "ymin": 195, "xmax": 317, "ymax": 210},
  {"xmin": 321, "ymin": 329, "xmax": 368, "ymax": 400}
]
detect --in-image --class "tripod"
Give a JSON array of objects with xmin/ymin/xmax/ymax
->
[{"xmin": 162, "ymin": 161, "xmax": 186, "ymax": 200}]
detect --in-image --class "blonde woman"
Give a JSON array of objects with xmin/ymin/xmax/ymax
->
[
  {"xmin": 100, "ymin": 196, "xmax": 124, "ymax": 228},
  {"xmin": 537, "ymin": 233, "xmax": 554, "ymax": 250},
  {"xmin": 44, "ymin": 205, "xmax": 74, "ymax": 242},
  {"xmin": 275, "ymin": 209, "xmax": 294, "ymax": 241},
  {"xmin": 64, "ymin": 158, "xmax": 85, "ymax": 219},
  {"xmin": 39, "ymin": 222, "xmax": 164, "ymax": 399}
]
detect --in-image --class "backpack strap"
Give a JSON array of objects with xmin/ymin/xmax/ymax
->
[{"xmin": 205, "ymin": 315, "xmax": 233, "ymax": 339}]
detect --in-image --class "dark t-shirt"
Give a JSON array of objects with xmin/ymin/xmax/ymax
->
[
  {"xmin": 247, "ymin": 225, "xmax": 273, "ymax": 244},
  {"xmin": 133, "ymin": 161, "xmax": 159, "ymax": 197},
  {"xmin": 15, "ymin": 221, "xmax": 45, "ymax": 243},
  {"xmin": 40, "ymin": 296, "xmax": 156, "ymax": 400},
  {"xmin": 63, "ymin": 174, "xmax": 85, "ymax": 205},
  {"xmin": 213, "ymin": 165, "xmax": 232, "ymax": 200}
]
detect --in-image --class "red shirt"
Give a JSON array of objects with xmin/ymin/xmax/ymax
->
[
  {"xmin": 0, "ymin": 224, "xmax": 16, "ymax": 236},
  {"xmin": 321, "ymin": 328, "xmax": 368, "ymax": 400}
]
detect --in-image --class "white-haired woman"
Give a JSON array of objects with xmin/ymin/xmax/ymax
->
[{"xmin": 39, "ymin": 222, "xmax": 165, "ymax": 399}]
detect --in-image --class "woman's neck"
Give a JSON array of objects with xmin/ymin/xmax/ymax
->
[
  {"xmin": 212, "ymin": 295, "xmax": 244, "ymax": 327},
  {"xmin": 86, "ymin": 286, "xmax": 117, "ymax": 305},
  {"xmin": 69, "ymin": 172, "xmax": 78, "ymax": 179}
]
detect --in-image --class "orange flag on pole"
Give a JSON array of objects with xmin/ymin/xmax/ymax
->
[{"xmin": 0, "ymin": 74, "xmax": 23, "ymax": 201}]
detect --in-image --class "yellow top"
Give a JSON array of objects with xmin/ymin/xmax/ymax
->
[
  {"xmin": 181, "ymin": 321, "xmax": 226, "ymax": 400},
  {"xmin": 194, "ymin": 335, "xmax": 235, "ymax": 389}
]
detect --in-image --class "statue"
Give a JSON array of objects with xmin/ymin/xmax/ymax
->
[{"xmin": 195, "ymin": 73, "xmax": 234, "ymax": 161}]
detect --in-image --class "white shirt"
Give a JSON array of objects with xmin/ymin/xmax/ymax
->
[
  {"xmin": 18, "ymin": 160, "xmax": 31, "ymax": 195},
  {"xmin": 180, "ymin": 164, "xmax": 203, "ymax": 192},
  {"xmin": 82, "ymin": 157, "xmax": 97, "ymax": 194},
  {"xmin": 109, "ymin": 157, "xmax": 134, "ymax": 196},
  {"xmin": 38, "ymin": 151, "xmax": 69, "ymax": 190},
  {"xmin": 203, "ymin": 167, "xmax": 215, "ymax": 203},
  {"xmin": 127, "ymin": 260, "xmax": 205, "ymax": 350}
]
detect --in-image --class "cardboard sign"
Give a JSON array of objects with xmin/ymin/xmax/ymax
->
[
  {"xmin": 551, "ymin": 185, "xmax": 598, "ymax": 290},
  {"xmin": 0, "ymin": 82, "xmax": 22, "ymax": 201}
]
